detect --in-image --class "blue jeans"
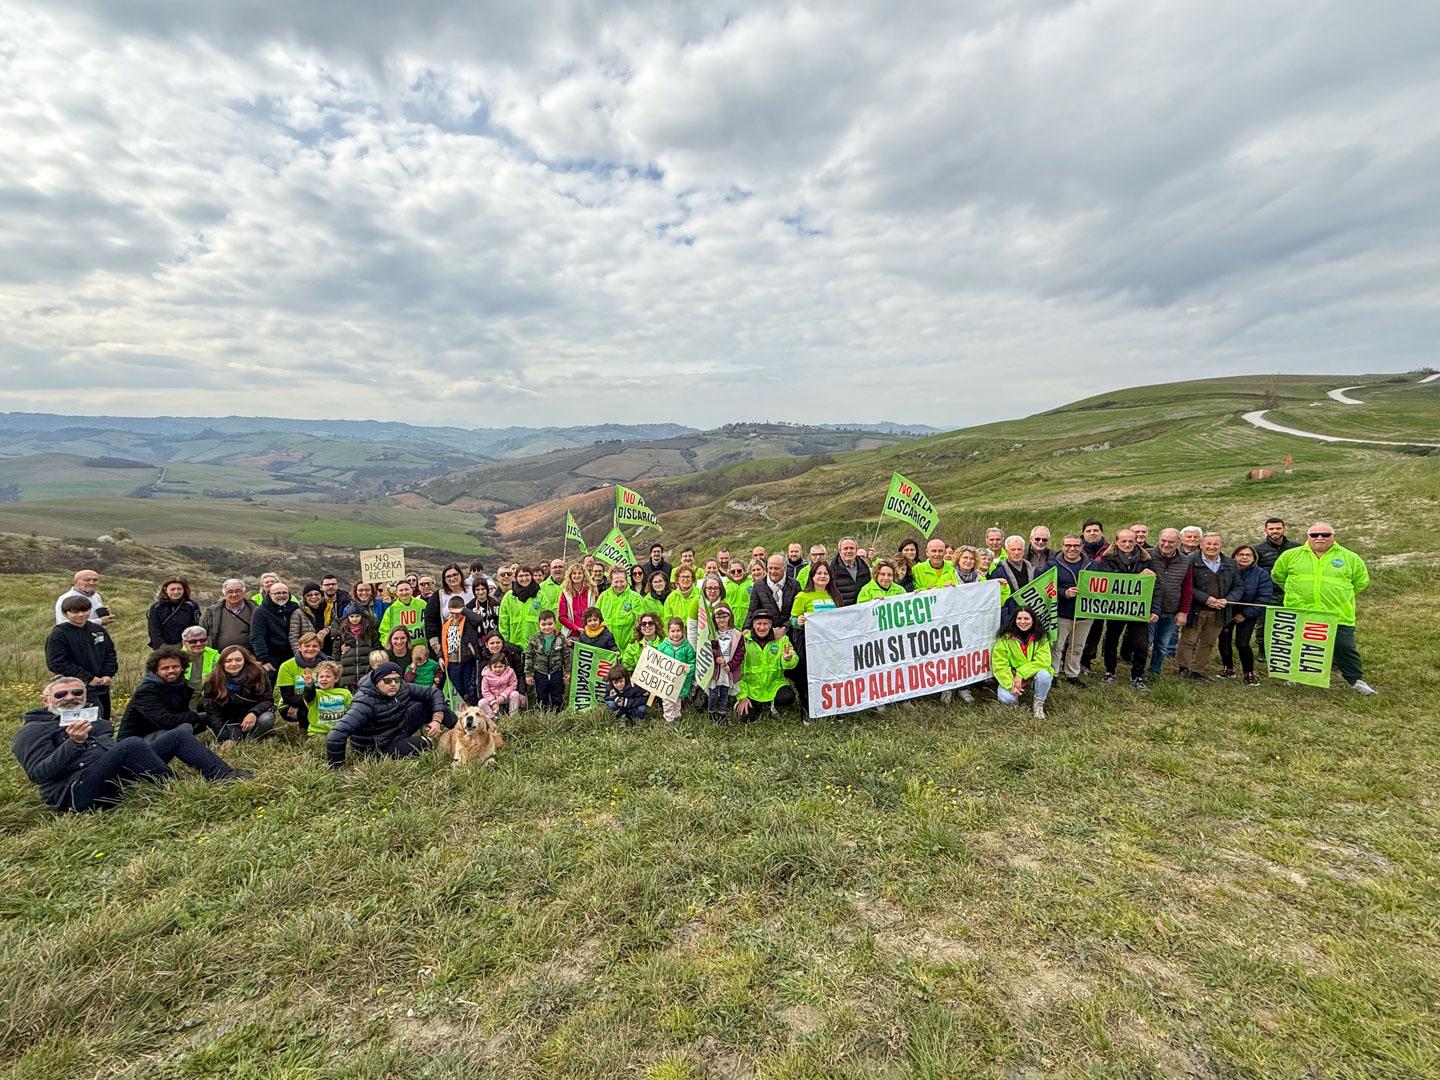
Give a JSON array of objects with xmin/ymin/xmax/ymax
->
[
  {"xmin": 997, "ymin": 669, "xmax": 1052, "ymax": 705},
  {"xmin": 1148, "ymin": 616, "xmax": 1180, "ymax": 675}
]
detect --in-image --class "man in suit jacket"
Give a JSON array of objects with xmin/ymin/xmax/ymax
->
[{"xmin": 747, "ymin": 554, "xmax": 800, "ymax": 630}]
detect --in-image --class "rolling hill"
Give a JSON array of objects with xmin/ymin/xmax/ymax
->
[
  {"xmin": 3, "ymin": 371, "xmax": 1439, "ymax": 1077},
  {"xmin": 506, "ymin": 373, "xmax": 1440, "ymax": 562},
  {"xmin": 409, "ymin": 423, "xmax": 922, "ymax": 511}
]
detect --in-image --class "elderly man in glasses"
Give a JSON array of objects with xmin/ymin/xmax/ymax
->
[
  {"xmin": 325, "ymin": 661, "xmax": 452, "ymax": 767},
  {"xmin": 12, "ymin": 676, "xmax": 246, "ymax": 812},
  {"xmin": 1269, "ymin": 522, "xmax": 1375, "ymax": 695}
]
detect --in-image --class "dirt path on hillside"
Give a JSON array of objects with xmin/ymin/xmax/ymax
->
[{"xmin": 1241, "ymin": 375, "xmax": 1440, "ymax": 447}]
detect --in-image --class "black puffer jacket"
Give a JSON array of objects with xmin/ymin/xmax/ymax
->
[
  {"xmin": 325, "ymin": 682, "xmax": 446, "ymax": 765},
  {"xmin": 116, "ymin": 673, "xmax": 206, "ymax": 740},
  {"xmin": 250, "ymin": 598, "xmax": 299, "ymax": 667},
  {"xmin": 828, "ymin": 556, "xmax": 871, "ymax": 607}
]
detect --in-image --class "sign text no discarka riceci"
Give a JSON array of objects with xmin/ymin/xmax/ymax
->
[{"xmin": 805, "ymin": 579, "xmax": 1001, "ymax": 717}]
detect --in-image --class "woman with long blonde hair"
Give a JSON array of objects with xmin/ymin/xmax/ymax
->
[{"xmin": 557, "ymin": 562, "xmax": 597, "ymax": 638}]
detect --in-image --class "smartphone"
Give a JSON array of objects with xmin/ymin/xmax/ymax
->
[{"xmin": 59, "ymin": 706, "xmax": 99, "ymax": 727}]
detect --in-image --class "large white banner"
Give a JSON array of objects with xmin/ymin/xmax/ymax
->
[{"xmin": 806, "ymin": 579, "xmax": 1002, "ymax": 717}]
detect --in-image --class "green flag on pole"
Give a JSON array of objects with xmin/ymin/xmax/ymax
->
[
  {"xmin": 614, "ymin": 484, "xmax": 662, "ymax": 532},
  {"xmin": 593, "ymin": 526, "xmax": 637, "ymax": 568},
  {"xmin": 1264, "ymin": 608, "xmax": 1337, "ymax": 687},
  {"xmin": 1011, "ymin": 566, "xmax": 1059, "ymax": 642},
  {"xmin": 564, "ymin": 511, "xmax": 588, "ymax": 554},
  {"xmin": 567, "ymin": 641, "xmax": 618, "ymax": 710},
  {"xmin": 880, "ymin": 472, "xmax": 938, "ymax": 538}
]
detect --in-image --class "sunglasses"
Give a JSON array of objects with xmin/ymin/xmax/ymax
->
[
  {"xmin": 52, "ymin": 688, "xmax": 87, "ymax": 699},
  {"xmin": 1309, "ymin": 532, "xmax": 1333, "ymax": 538},
  {"xmin": 378, "ymin": 675, "xmax": 402, "ymax": 684}
]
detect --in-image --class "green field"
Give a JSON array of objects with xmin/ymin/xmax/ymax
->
[
  {"xmin": 0, "ymin": 498, "xmax": 492, "ymax": 561},
  {"xmin": 1, "ymin": 373, "xmax": 1438, "ymax": 1076}
]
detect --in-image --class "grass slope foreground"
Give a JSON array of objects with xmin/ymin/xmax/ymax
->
[{"xmin": 1, "ymin": 374, "xmax": 1439, "ymax": 1078}]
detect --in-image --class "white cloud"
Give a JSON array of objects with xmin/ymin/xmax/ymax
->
[{"xmin": 0, "ymin": 0, "xmax": 1436, "ymax": 428}]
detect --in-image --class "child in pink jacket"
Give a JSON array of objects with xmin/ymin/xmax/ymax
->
[{"xmin": 480, "ymin": 655, "xmax": 524, "ymax": 717}]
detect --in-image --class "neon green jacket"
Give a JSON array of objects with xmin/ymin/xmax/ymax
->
[
  {"xmin": 622, "ymin": 635, "xmax": 662, "ymax": 674},
  {"xmin": 537, "ymin": 578, "xmax": 564, "ymax": 616},
  {"xmin": 735, "ymin": 634, "xmax": 798, "ymax": 703},
  {"xmin": 656, "ymin": 637, "xmax": 697, "ymax": 697},
  {"xmin": 1269, "ymin": 543, "xmax": 1369, "ymax": 625},
  {"xmin": 379, "ymin": 598, "xmax": 427, "ymax": 646},
  {"xmin": 796, "ymin": 564, "xmax": 813, "ymax": 588},
  {"xmin": 183, "ymin": 646, "xmax": 219, "ymax": 684},
  {"xmin": 598, "ymin": 587, "xmax": 644, "ymax": 652},
  {"xmin": 498, "ymin": 591, "xmax": 544, "ymax": 649},
  {"xmin": 664, "ymin": 587, "xmax": 696, "ymax": 627},
  {"xmin": 724, "ymin": 580, "xmax": 751, "ymax": 628},
  {"xmin": 911, "ymin": 561, "xmax": 959, "ymax": 591},
  {"xmin": 857, "ymin": 580, "xmax": 906, "ymax": 603},
  {"xmin": 992, "ymin": 635, "xmax": 1053, "ymax": 687}
]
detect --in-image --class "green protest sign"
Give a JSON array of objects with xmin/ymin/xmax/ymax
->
[
  {"xmin": 1263, "ymin": 608, "xmax": 1337, "ymax": 687},
  {"xmin": 1075, "ymin": 571, "xmax": 1154, "ymax": 621},
  {"xmin": 568, "ymin": 641, "xmax": 618, "ymax": 711},
  {"xmin": 564, "ymin": 511, "xmax": 588, "ymax": 554},
  {"xmin": 1011, "ymin": 566, "xmax": 1059, "ymax": 642},
  {"xmin": 614, "ymin": 484, "xmax": 661, "ymax": 532},
  {"xmin": 881, "ymin": 472, "xmax": 938, "ymax": 538},
  {"xmin": 593, "ymin": 526, "xmax": 637, "ymax": 568}
]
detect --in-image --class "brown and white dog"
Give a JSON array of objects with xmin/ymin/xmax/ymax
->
[{"xmin": 436, "ymin": 705, "xmax": 504, "ymax": 766}]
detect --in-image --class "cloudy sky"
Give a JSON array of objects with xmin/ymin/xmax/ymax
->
[{"xmin": 1, "ymin": 1, "xmax": 1436, "ymax": 429}]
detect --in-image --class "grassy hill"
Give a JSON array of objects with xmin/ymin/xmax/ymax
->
[
  {"xmin": 1, "ymin": 373, "xmax": 1439, "ymax": 1077},
  {"xmin": 504, "ymin": 373, "xmax": 1440, "ymax": 564},
  {"xmin": 410, "ymin": 424, "xmax": 921, "ymax": 511}
]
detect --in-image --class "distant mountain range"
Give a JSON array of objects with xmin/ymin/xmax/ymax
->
[{"xmin": 0, "ymin": 413, "xmax": 942, "ymax": 506}]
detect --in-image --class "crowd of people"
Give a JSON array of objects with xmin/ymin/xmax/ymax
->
[{"xmin": 16, "ymin": 515, "xmax": 1373, "ymax": 812}]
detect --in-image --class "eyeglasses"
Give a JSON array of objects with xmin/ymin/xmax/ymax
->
[
  {"xmin": 186, "ymin": 637, "xmax": 208, "ymax": 644},
  {"xmin": 377, "ymin": 675, "xmax": 402, "ymax": 684},
  {"xmin": 1309, "ymin": 532, "xmax": 1333, "ymax": 538},
  {"xmin": 52, "ymin": 688, "xmax": 87, "ymax": 699}
]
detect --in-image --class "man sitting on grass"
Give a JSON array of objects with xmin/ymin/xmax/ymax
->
[
  {"xmin": 324, "ymin": 662, "xmax": 451, "ymax": 767},
  {"xmin": 12, "ymin": 676, "xmax": 247, "ymax": 812}
]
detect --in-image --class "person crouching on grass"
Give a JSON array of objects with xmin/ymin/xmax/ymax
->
[
  {"xmin": 992, "ymin": 606, "xmax": 1055, "ymax": 719},
  {"xmin": 605, "ymin": 666, "xmax": 649, "ymax": 725},
  {"xmin": 13, "ymin": 677, "xmax": 247, "ymax": 812},
  {"xmin": 733, "ymin": 611, "xmax": 799, "ymax": 721},
  {"xmin": 325, "ymin": 662, "xmax": 450, "ymax": 767}
]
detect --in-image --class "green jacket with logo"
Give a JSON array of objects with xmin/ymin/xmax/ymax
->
[
  {"xmin": 1269, "ymin": 543, "xmax": 1369, "ymax": 625},
  {"xmin": 735, "ymin": 634, "xmax": 798, "ymax": 703},
  {"xmin": 598, "ymin": 588, "xmax": 644, "ymax": 652},
  {"xmin": 379, "ymin": 598, "xmax": 427, "ymax": 646}
]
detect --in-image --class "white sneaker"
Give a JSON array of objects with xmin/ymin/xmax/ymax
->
[
  {"xmin": 940, "ymin": 690, "xmax": 954, "ymax": 704},
  {"xmin": 1351, "ymin": 680, "xmax": 1378, "ymax": 696},
  {"xmin": 958, "ymin": 689, "xmax": 974, "ymax": 704},
  {"xmin": 1032, "ymin": 700, "xmax": 1045, "ymax": 720}
]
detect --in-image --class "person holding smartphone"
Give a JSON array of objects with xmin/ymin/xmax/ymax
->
[{"xmin": 11, "ymin": 677, "xmax": 247, "ymax": 812}]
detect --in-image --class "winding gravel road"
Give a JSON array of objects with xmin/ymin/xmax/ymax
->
[{"xmin": 1241, "ymin": 375, "xmax": 1439, "ymax": 447}]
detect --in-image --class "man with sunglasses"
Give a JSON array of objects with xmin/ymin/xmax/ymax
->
[
  {"xmin": 1269, "ymin": 523, "xmax": 1375, "ymax": 694},
  {"xmin": 13, "ymin": 676, "xmax": 246, "ymax": 812},
  {"xmin": 325, "ymin": 661, "xmax": 451, "ymax": 767}
]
